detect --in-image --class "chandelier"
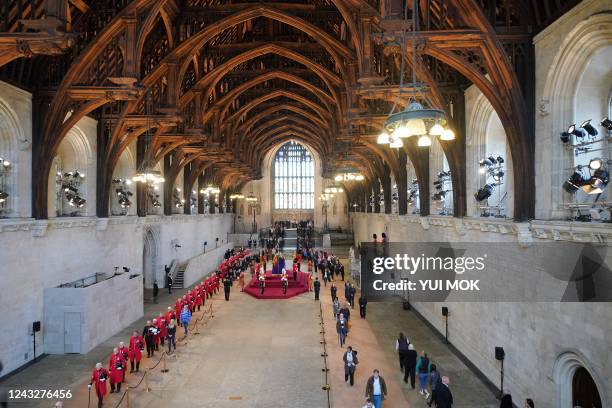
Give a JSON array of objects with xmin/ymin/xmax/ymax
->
[
  {"xmin": 230, "ymin": 193, "xmax": 245, "ymax": 200},
  {"xmin": 319, "ymin": 193, "xmax": 334, "ymax": 201},
  {"xmin": 377, "ymin": 0, "xmax": 455, "ymax": 149},
  {"xmin": 200, "ymin": 185, "xmax": 220, "ymax": 195},
  {"xmin": 324, "ymin": 185, "xmax": 344, "ymax": 194},
  {"xmin": 245, "ymin": 192, "xmax": 258, "ymax": 203},
  {"xmin": 334, "ymin": 171, "xmax": 365, "ymax": 182}
]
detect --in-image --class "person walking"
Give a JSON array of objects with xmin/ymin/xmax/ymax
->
[
  {"xmin": 343, "ymin": 346, "xmax": 359, "ymax": 386},
  {"xmin": 332, "ymin": 297, "xmax": 340, "ymax": 318},
  {"xmin": 88, "ymin": 363, "xmax": 108, "ymax": 408},
  {"xmin": 349, "ymin": 283, "xmax": 356, "ymax": 308},
  {"xmin": 142, "ymin": 320, "xmax": 156, "ymax": 358},
  {"xmin": 223, "ymin": 276, "xmax": 232, "ymax": 301},
  {"xmin": 359, "ymin": 295, "xmax": 368, "ymax": 318},
  {"xmin": 395, "ymin": 332, "xmax": 410, "ymax": 372},
  {"xmin": 166, "ymin": 319, "xmax": 177, "ymax": 354},
  {"xmin": 314, "ymin": 277, "xmax": 321, "ymax": 300},
  {"xmin": 427, "ymin": 364, "xmax": 440, "ymax": 406},
  {"xmin": 403, "ymin": 343, "xmax": 417, "ymax": 388},
  {"xmin": 336, "ymin": 313, "xmax": 348, "ymax": 346},
  {"xmin": 331, "ymin": 283, "xmax": 337, "ymax": 301},
  {"xmin": 153, "ymin": 280, "xmax": 159, "ymax": 303},
  {"xmin": 416, "ymin": 350, "xmax": 432, "ymax": 399},
  {"xmin": 365, "ymin": 369, "xmax": 387, "ymax": 408},
  {"xmin": 180, "ymin": 304, "xmax": 191, "ymax": 337},
  {"xmin": 430, "ymin": 376, "xmax": 453, "ymax": 408}
]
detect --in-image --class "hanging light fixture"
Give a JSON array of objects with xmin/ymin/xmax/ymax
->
[
  {"xmin": 133, "ymin": 93, "xmax": 164, "ymax": 185},
  {"xmin": 378, "ymin": 0, "xmax": 455, "ymax": 148}
]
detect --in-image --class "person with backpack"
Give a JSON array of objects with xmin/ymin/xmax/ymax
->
[
  {"xmin": 395, "ymin": 332, "xmax": 410, "ymax": 372},
  {"xmin": 416, "ymin": 350, "xmax": 432, "ymax": 399}
]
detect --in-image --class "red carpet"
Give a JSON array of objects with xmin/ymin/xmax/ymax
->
[{"xmin": 244, "ymin": 271, "xmax": 310, "ymax": 299}]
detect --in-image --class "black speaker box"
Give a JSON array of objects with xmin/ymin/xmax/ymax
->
[
  {"xmin": 442, "ymin": 307, "xmax": 448, "ymax": 316},
  {"xmin": 32, "ymin": 321, "xmax": 41, "ymax": 332},
  {"xmin": 495, "ymin": 346, "xmax": 505, "ymax": 360}
]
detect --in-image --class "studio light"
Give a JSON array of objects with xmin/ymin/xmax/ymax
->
[
  {"xmin": 568, "ymin": 124, "xmax": 586, "ymax": 138},
  {"xmin": 582, "ymin": 169, "xmax": 609, "ymax": 195},
  {"xmin": 601, "ymin": 117, "xmax": 612, "ymax": 131},
  {"xmin": 562, "ymin": 171, "xmax": 586, "ymax": 193},
  {"xmin": 0, "ymin": 158, "xmax": 10, "ymax": 168},
  {"xmin": 589, "ymin": 158, "xmax": 603, "ymax": 170},
  {"xmin": 474, "ymin": 184, "xmax": 494, "ymax": 202},
  {"xmin": 580, "ymin": 119, "xmax": 598, "ymax": 137},
  {"xmin": 0, "ymin": 191, "xmax": 8, "ymax": 203},
  {"xmin": 560, "ymin": 131, "xmax": 571, "ymax": 143}
]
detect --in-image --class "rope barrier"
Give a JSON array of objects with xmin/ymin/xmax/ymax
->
[{"xmin": 318, "ymin": 301, "xmax": 332, "ymax": 408}]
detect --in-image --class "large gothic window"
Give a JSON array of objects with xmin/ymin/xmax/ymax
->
[{"xmin": 273, "ymin": 141, "xmax": 314, "ymax": 209}]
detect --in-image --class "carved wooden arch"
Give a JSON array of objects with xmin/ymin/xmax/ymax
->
[
  {"xmin": 246, "ymin": 115, "xmax": 331, "ymax": 145},
  {"xmin": 185, "ymin": 159, "xmax": 214, "ymax": 198},
  {"xmin": 229, "ymin": 98, "xmax": 329, "ymax": 136},
  {"xmin": 174, "ymin": 5, "xmax": 354, "ymax": 86},
  {"xmin": 179, "ymin": 43, "xmax": 343, "ymax": 108},
  {"xmin": 135, "ymin": 1, "xmax": 173, "ymax": 71},
  {"xmin": 248, "ymin": 132, "xmax": 327, "ymax": 166},
  {"xmin": 202, "ymin": 71, "xmax": 335, "ymax": 124},
  {"xmin": 249, "ymin": 124, "xmax": 327, "ymax": 154},
  {"xmin": 249, "ymin": 125, "xmax": 327, "ymax": 161},
  {"xmin": 238, "ymin": 105, "xmax": 331, "ymax": 137}
]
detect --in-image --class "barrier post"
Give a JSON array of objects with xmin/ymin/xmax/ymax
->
[
  {"xmin": 125, "ymin": 386, "xmax": 130, "ymax": 408},
  {"xmin": 161, "ymin": 353, "xmax": 169, "ymax": 373},
  {"xmin": 144, "ymin": 370, "xmax": 150, "ymax": 392}
]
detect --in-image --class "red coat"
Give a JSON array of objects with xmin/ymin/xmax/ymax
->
[
  {"xmin": 164, "ymin": 311, "xmax": 174, "ymax": 325},
  {"xmin": 90, "ymin": 368, "xmax": 109, "ymax": 396},
  {"xmin": 109, "ymin": 353, "xmax": 126, "ymax": 384},
  {"xmin": 157, "ymin": 317, "xmax": 167, "ymax": 338},
  {"xmin": 118, "ymin": 346, "xmax": 129, "ymax": 364},
  {"xmin": 128, "ymin": 335, "xmax": 144, "ymax": 362}
]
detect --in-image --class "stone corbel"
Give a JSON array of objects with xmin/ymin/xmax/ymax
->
[
  {"xmin": 96, "ymin": 218, "xmax": 109, "ymax": 231},
  {"xmin": 420, "ymin": 217, "xmax": 430, "ymax": 230},
  {"xmin": 31, "ymin": 221, "xmax": 49, "ymax": 238},
  {"xmin": 453, "ymin": 219, "xmax": 466, "ymax": 236},
  {"xmin": 515, "ymin": 222, "xmax": 533, "ymax": 247}
]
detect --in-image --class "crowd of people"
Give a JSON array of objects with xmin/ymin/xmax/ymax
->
[{"xmin": 87, "ymin": 248, "xmax": 251, "ymax": 407}]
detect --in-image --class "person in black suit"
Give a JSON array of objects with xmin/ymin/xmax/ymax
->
[{"xmin": 430, "ymin": 376, "xmax": 453, "ymax": 408}]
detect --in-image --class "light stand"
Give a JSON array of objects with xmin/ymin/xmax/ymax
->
[
  {"xmin": 442, "ymin": 307, "xmax": 449, "ymax": 344},
  {"xmin": 495, "ymin": 346, "xmax": 505, "ymax": 399}
]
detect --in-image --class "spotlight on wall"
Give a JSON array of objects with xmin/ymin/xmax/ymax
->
[
  {"xmin": 560, "ymin": 131, "xmax": 572, "ymax": 143},
  {"xmin": 562, "ymin": 171, "xmax": 585, "ymax": 193},
  {"xmin": 475, "ymin": 184, "xmax": 494, "ymax": 202},
  {"xmin": 580, "ymin": 119, "xmax": 598, "ymax": 137},
  {"xmin": 0, "ymin": 191, "xmax": 8, "ymax": 203},
  {"xmin": 589, "ymin": 158, "xmax": 603, "ymax": 170},
  {"xmin": 582, "ymin": 169, "xmax": 609, "ymax": 195},
  {"xmin": 601, "ymin": 117, "xmax": 612, "ymax": 131},
  {"xmin": 568, "ymin": 124, "xmax": 586, "ymax": 138}
]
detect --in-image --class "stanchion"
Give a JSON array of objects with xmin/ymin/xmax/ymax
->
[
  {"xmin": 193, "ymin": 318, "xmax": 200, "ymax": 335},
  {"xmin": 144, "ymin": 371, "xmax": 150, "ymax": 392},
  {"xmin": 161, "ymin": 353, "xmax": 169, "ymax": 373},
  {"xmin": 125, "ymin": 386, "xmax": 130, "ymax": 408}
]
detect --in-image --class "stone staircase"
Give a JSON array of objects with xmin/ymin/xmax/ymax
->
[{"xmin": 171, "ymin": 262, "xmax": 187, "ymax": 289}]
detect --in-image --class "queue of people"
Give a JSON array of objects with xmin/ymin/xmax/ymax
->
[{"xmin": 87, "ymin": 248, "xmax": 251, "ymax": 407}]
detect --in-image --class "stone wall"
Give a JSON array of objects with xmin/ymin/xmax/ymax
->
[
  {"xmin": 183, "ymin": 243, "xmax": 233, "ymax": 288},
  {"xmin": 0, "ymin": 213, "xmax": 232, "ymax": 376},
  {"xmin": 352, "ymin": 212, "xmax": 612, "ymax": 407},
  {"xmin": 43, "ymin": 272, "xmax": 143, "ymax": 354}
]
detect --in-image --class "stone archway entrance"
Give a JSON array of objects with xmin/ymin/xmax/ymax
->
[{"xmin": 143, "ymin": 227, "xmax": 160, "ymax": 289}]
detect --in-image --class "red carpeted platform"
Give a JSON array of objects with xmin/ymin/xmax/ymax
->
[{"xmin": 244, "ymin": 271, "xmax": 310, "ymax": 299}]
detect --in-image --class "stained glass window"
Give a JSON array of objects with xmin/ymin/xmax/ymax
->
[{"xmin": 273, "ymin": 141, "xmax": 314, "ymax": 209}]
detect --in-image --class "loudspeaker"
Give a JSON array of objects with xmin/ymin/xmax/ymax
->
[
  {"xmin": 32, "ymin": 321, "xmax": 41, "ymax": 332},
  {"xmin": 442, "ymin": 307, "xmax": 448, "ymax": 316},
  {"xmin": 495, "ymin": 347, "xmax": 505, "ymax": 361}
]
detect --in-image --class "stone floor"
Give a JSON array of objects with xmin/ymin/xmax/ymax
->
[{"xmin": 0, "ymin": 253, "xmax": 499, "ymax": 408}]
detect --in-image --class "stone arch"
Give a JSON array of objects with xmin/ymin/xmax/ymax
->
[
  {"xmin": 111, "ymin": 142, "xmax": 137, "ymax": 216},
  {"xmin": 47, "ymin": 121, "xmax": 95, "ymax": 217},
  {"xmin": 551, "ymin": 350, "xmax": 608, "ymax": 408},
  {"xmin": 466, "ymin": 90, "xmax": 514, "ymax": 218},
  {"xmin": 0, "ymin": 93, "xmax": 25, "ymax": 217},
  {"xmin": 538, "ymin": 13, "xmax": 612, "ymax": 220},
  {"xmin": 142, "ymin": 226, "xmax": 161, "ymax": 289}
]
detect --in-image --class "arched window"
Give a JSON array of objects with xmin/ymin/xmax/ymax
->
[{"xmin": 273, "ymin": 141, "xmax": 314, "ymax": 209}]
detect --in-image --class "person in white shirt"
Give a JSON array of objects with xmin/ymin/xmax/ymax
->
[{"xmin": 365, "ymin": 369, "xmax": 387, "ymax": 408}]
